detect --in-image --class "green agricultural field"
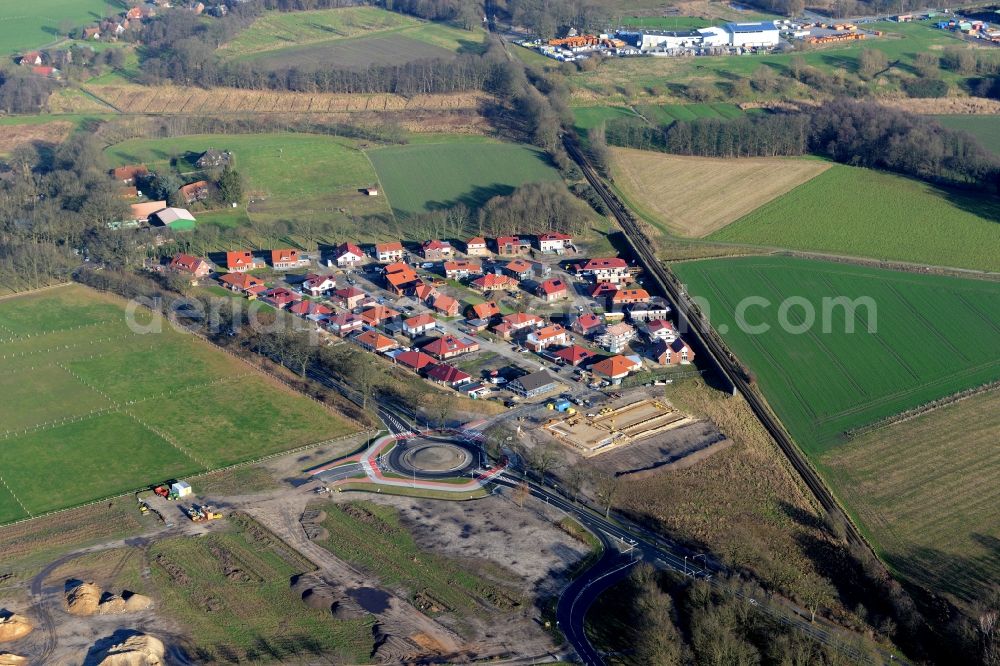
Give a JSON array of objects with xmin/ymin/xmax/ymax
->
[
  {"xmin": 823, "ymin": 389, "xmax": 1000, "ymax": 602},
  {"xmin": 619, "ymin": 16, "xmax": 714, "ymax": 29},
  {"xmin": 0, "ymin": 284, "xmax": 354, "ymax": 523},
  {"xmin": 636, "ymin": 102, "xmax": 745, "ymax": 123},
  {"xmin": 709, "ymin": 164, "xmax": 1000, "ymax": 272},
  {"xmin": 672, "ymin": 256, "xmax": 1000, "ymax": 457},
  {"xmin": 221, "ymin": 6, "xmax": 484, "ymax": 69},
  {"xmin": 0, "ymin": 0, "xmax": 117, "ymax": 54},
  {"xmin": 934, "ymin": 114, "xmax": 1000, "ymax": 155},
  {"xmin": 367, "ymin": 137, "xmax": 562, "ymax": 217},
  {"xmin": 105, "ymin": 133, "xmax": 389, "ymax": 225}
]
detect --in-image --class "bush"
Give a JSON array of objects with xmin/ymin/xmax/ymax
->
[{"xmin": 902, "ymin": 77, "xmax": 949, "ymax": 98}]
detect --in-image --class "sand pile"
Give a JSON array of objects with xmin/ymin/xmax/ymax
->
[
  {"xmin": 0, "ymin": 615, "xmax": 32, "ymax": 643},
  {"xmin": 65, "ymin": 582, "xmax": 153, "ymax": 616},
  {"xmin": 66, "ymin": 582, "xmax": 103, "ymax": 616},
  {"xmin": 0, "ymin": 653, "xmax": 27, "ymax": 665},
  {"xmin": 290, "ymin": 574, "xmax": 364, "ymax": 619},
  {"xmin": 93, "ymin": 634, "xmax": 165, "ymax": 666}
]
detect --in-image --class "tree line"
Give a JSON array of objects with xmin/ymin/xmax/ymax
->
[{"xmin": 598, "ymin": 99, "xmax": 999, "ymax": 191}]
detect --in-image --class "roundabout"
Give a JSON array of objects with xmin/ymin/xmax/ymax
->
[{"xmin": 387, "ymin": 434, "xmax": 481, "ymax": 479}]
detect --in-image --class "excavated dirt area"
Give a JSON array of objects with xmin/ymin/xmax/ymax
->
[{"xmin": 0, "ymin": 614, "xmax": 32, "ymax": 643}]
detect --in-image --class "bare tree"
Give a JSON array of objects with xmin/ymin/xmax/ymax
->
[{"xmin": 593, "ymin": 470, "xmax": 622, "ymax": 519}]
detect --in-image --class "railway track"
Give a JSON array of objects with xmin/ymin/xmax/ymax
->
[{"xmin": 563, "ymin": 136, "xmax": 871, "ymax": 554}]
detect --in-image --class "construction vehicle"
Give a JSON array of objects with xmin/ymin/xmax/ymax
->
[
  {"xmin": 185, "ymin": 504, "xmax": 222, "ymax": 522},
  {"xmin": 138, "ymin": 501, "xmax": 149, "ymax": 515}
]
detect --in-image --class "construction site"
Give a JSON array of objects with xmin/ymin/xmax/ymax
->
[{"xmin": 543, "ymin": 398, "xmax": 696, "ymax": 457}]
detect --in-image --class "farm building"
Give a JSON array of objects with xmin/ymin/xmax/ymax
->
[
  {"xmin": 508, "ymin": 370, "xmax": 561, "ymax": 398},
  {"xmin": 149, "ymin": 207, "xmax": 196, "ymax": 230},
  {"xmin": 129, "ymin": 201, "xmax": 167, "ymax": 223}
]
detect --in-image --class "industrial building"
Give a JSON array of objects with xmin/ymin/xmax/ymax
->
[{"xmin": 724, "ymin": 21, "xmax": 781, "ymax": 47}]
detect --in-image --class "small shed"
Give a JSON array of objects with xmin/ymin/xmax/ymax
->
[
  {"xmin": 364, "ymin": 187, "xmax": 379, "ymax": 196},
  {"xmin": 170, "ymin": 481, "xmax": 193, "ymax": 498}
]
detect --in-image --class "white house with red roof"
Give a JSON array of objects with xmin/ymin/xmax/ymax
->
[
  {"xmin": 426, "ymin": 363, "xmax": 472, "ymax": 387},
  {"xmin": 525, "ymin": 324, "xmax": 569, "ymax": 352},
  {"xmin": 577, "ymin": 257, "xmax": 631, "ymax": 284},
  {"xmin": 271, "ymin": 248, "xmax": 308, "ymax": 270},
  {"xmin": 374, "ymin": 241, "xmax": 404, "ymax": 263},
  {"xmin": 644, "ymin": 319, "xmax": 677, "ymax": 342},
  {"xmin": 403, "ymin": 313, "xmax": 438, "ymax": 337},
  {"xmin": 572, "ymin": 313, "xmax": 603, "ymax": 337},
  {"xmin": 334, "ymin": 242, "xmax": 365, "ymax": 268},
  {"xmin": 327, "ymin": 313, "xmax": 364, "ymax": 337},
  {"xmin": 303, "ymin": 273, "xmax": 336, "ymax": 296},
  {"xmin": 536, "ymin": 232, "xmax": 574, "ymax": 253},
  {"xmin": 443, "ymin": 259, "xmax": 482, "ymax": 280}
]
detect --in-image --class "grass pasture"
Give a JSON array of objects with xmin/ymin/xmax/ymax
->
[
  {"xmin": 823, "ymin": 389, "xmax": 1000, "ymax": 602},
  {"xmin": 222, "ymin": 6, "xmax": 483, "ymax": 70},
  {"xmin": 672, "ymin": 256, "xmax": 1000, "ymax": 456},
  {"xmin": 934, "ymin": 114, "xmax": 1000, "ymax": 155},
  {"xmin": 0, "ymin": 284, "xmax": 354, "ymax": 523},
  {"xmin": 367, "ymin": 137, "xmax": 562, "ymax": 217},
  {"xmin": 610, "ymin": 148, "xmax": 830, "ymax": 237},
  {"xmin": 105, "ymin": 133, "xmax": 389, "ymax": 225},
  {"xmin": 0, "ymin": 0, "xmax": 118, "ymax": 54},
  {"xmin": 710, "ymin": 164, "xmax": 1000, "ymax": 272}
]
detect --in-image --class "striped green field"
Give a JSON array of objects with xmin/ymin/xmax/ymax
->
[
  {"xmin": 368, "ymin": 137, "xmax": 562, "ymax": 217},
  {"xmin": 0, "ymin": 0, "xmax": 117, "ymax": 54},
  {"xmin": 710, "ymin": 164, "xmax": 1000, "ymax": 273},
  {"xmin": 672, "ymin": 256, "xmax": 1000, "ymax": 456},
  {"xmin": 0, "ymin": 285, "xmax": 354, "ymax": 524}
]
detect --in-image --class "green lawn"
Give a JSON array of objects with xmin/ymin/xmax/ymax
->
[
  {"xmin": 0, "ymin": 364, "xmax": 111, "ymax": 431},
  {"xmin": 672, "ymin": 256, "xmax": 1000, "ymax": 456},
  {"xmin": 367, "ymin": 137, "xmax": 562, "ymax": 217},
  {"xmin": 0, "ymin": 284, "xmax": 356, "ymax": 523},
  {"xmin": 0, "ymin": 0, "xmax": 118, "ymax": 54},
  {"xmin": 709, "ymin": 164, "xmax": 1000, "ymax": 272},
  {"xmin": 0, "ymin": 413, "xmax": 200, "ymax": 516},
  {"xmin": 129, "ymin": 376, "xmax": 354, "ymax": 467},
  {"xmin": 934, "ymin": 114, "xmax": 1000, "ymax": 155},
  {"xmin": 619, "ymin": 16, "xmax": 714, "ymax": 29}
]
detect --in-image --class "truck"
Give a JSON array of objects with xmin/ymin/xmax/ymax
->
[{"xmin": 185, "ymin": 504, "xmax": 223, "ymax": 522}]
